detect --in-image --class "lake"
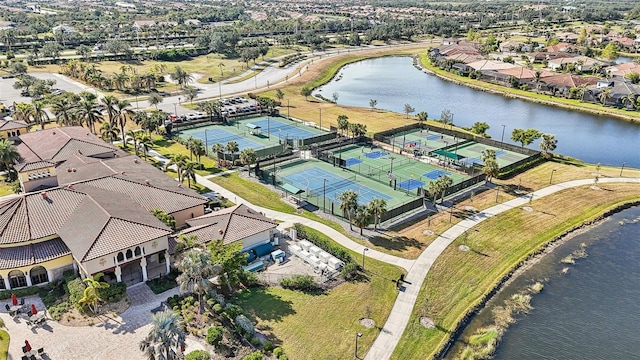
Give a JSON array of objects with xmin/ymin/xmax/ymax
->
[
  {"xmin": 453, "ymin": 206, "xmax": 640, "ymax": 360},
  {"xmin": 315, "ymin": 56, "xmax": 640, "ymax": 168}
]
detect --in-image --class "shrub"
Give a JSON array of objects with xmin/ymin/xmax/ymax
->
[
  {"xmin": 185, "ymin": 350, "xmax": 211, "ymax": 360},
  {"xmin": 224, "ymin": 304, "xmax": 243, "ymax": 319},
  {"xmin": 214, "ymin": 293, "xmax": 226, "ymax": 306},
  {"xmin": 0, "ymin": 286, "xmax": 40, "ymax": 300},
  {"xmin": 273, "ymin": 347, "xmax": 284, "ymax": 357},
  {"xmin": 146, "ymin": 271, "xmax": 178, "ymax": 294},
  {"xmin": 280, "ymin": 275, "xmax": 317, "ymax": 292},
  {"xmin": 293, "ymin": 224, "xmax": 354, "ymax": 264},
  {"xmin": 239, "ymin": 270, "xmax": 259, "ymax": 287},
  {"xmin": 67, "ymin": 278, "xmax": 86, "ymax": 308},
  {"xmin": 48, "ymin": 301, "xmax": 72, "ymax": 321},
  {"xmin": 279, "ymin": 355, "xmax": 288, "ymax": 360},
  {"xmin": 101, "ymin": 282, "xmax": 127, "ymax": 303},
  {"xmin": 235, "ymin": 314, "xmax": 255, "ymax": 335},
  {"xmin": 341, "ymin": 262, "xmax": 360, "ymax": 280},
  {"xmin": 263, "ymin": 340, "xmax": 273, "ymax": 352},
  {"xmin": 251, "ymin": 337, "xmax": 261, "ymax": 346},
  {"xmin": 213, "ymin": 303, "xmax": 223, "ymax": 314},
  {"xmin": 206, "ymin": 326, "xmax": 224, "ymax": 346},
  {"xmin": 243, "ymin": 350, "xmax": 263, "ymax": 360}
]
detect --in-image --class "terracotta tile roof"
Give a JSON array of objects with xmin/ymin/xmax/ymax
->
[
  {"xmin": 540, "ymin": 74, "xmax": 598, "ymax": 88},
  {"xmin": 15, "ymin": 160, "xmax": 56, "ymax": 172},
  {"xmin": 467, "ymin": 60, "xmax": 518, "ymax": 71},
  {"xmin": 57, "ymin": 186, "xmax": 171, "ymax": 261},
  {"xmin": 0, "ymin": 119, "xmax": 28, "ymax": 131},
  {"xmin": 497, "ymin": 67, "xmax": 555, "ymax": 80},
  {"xmin": 0, "ymin": 238, "xmax": 70, "ymax": 270},
  {"xmin": 181, "ymin": 204, "xmax": 276, "ymax": 246},
  {"xmin": 81, "ymin": 176, "xmax": 207, "ymax": 214},
  {"xmin": 607, "ymin": 62, "xmax": 640, "ymax": 77},
  {"xmin": 16, "ymin": 127, "xmax": 121, "ymax": 164}
]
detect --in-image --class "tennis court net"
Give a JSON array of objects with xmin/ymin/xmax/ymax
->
[{"xmin": 308, "ymin": 176, "xmax": 356, "ymax": 197}]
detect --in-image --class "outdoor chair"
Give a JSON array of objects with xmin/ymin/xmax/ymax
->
[
  {"xmin": 29, "ymin": 355, "xmax": 36, "ymax": 360},
  {"xmin": 19, "ymin": 298, "xmax": 24, "ymax": 305},
  {"xmin": 37, "ymin": 348, "xmax": 44, "ymax": 355},
  {"xmin": 22, "ymin": 346, "xmax": 28, "ymax": 353},
  {"xmin": 4, "ymin": 304, "xmax": 9, "ymax": 312},
  {"xmin": 21, "ymin": 356, "xmax": 28, "ymax": 360}
]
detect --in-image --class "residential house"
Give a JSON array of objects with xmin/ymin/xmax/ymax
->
[
  {"xmin": 547, "ymin": 56, "xmax": 605, "ymax": 73},
  {"xmin": 606, "ymin": 62, "xmax": 640, "ymax": 78},
  {"xmin": 0, "ymin": 119, "xmax": 28, "ymax": 139},
  {"xmin": 556, "ymin": 32, "xmax": 579, "ymax": 44},
  {"xmin": 537, "ymin": 73, "xmax": 598, "ymax": 97},
  {"xmin": 546, "ymin": 42, "xmax": 578, "ymax": 53},
  {"xmin": 499, "ymin": 40, "xmax": 530, "ymax": 53},
  {"xmin": 527, "ymin": 51, "xmax": 575, "ymax": 64}
]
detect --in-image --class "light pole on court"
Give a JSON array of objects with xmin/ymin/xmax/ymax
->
[
  {"xmin": 323, "ymin": 179, "xmax": 327, "ymax": 213},
  {"xmin": 355, "ymin": 333, "xmax": 363, "ymax": 359},
  {"xmin": 500, "ymin": 124, "xmax": 506, "ymax": 143},
  {"xmin": 549, "ymin": 169, "xmax": 557, "ymax": 184},
  {"xmin": 362, "ymin": 248, "xmax": 369, "ymax": 270},
  {"xmin": 620, "ymin": 162, "xmax": 626, "ymax": 177}
]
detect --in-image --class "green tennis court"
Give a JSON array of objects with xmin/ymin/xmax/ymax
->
[{"xmin": 453, "ymin": 142, "xmax": 529, "ymax": 168}]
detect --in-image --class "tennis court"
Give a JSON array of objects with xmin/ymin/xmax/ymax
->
[
  {"xmin": 239, "ymin": 116, "xmax": 323, "ymax": 140},
  {"xmin": 179, "ymin": 127, "xmax": 262, "ymax": 150},
  {"xmin": 282, "ymin": 166, "xmax": 392, "ymax": 205},
  {"xmin": 454, "ymin": 142, "xmax": 529, "ymax": 168},
  {"xmin": 332, "ymin": 144, "xmax": 470, "ymax": 192},
  {"xmin": 383, "ymin": 128, "xmax": 462, "ymax": 154}
]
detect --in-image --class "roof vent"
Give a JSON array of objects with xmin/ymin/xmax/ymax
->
[
  {"xmin": 145, "ymin": 179, "xmax": 150, "ymax": 185},
  {"xmin": 72, "ymin": 168, "xmax": 76, "ymax": 172},
  {"xmin": 66, "ymin": 168, "xmax": 72, "ymax": 173},
  {"xmin": 67, "ymin": 184, "xmax": 74, "ymax": 189},
  {"xmin": 218, "ymin": 229, "xmax": 224, "ymax": 235},
  {"xmin": 41, "ymin": 192, "xmax": 48, "ymax": 199},
  {"xmin": 134, "ymin": 159, "xmax": 140, "ymax": 164},
  {"xmin": 177, "ymin": 184, "xmax": 183, "ymax": 188},
  {"xmin": 52, "ymin": 131, "xmax": 56, "ymax": 135},
  {"xmin": 121, "ymin": 171, "xmax": 126, "ymax": 175}
]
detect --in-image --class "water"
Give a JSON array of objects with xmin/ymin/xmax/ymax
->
[
  {"xmin": 315, "ymin": 57, "xmax": 640, "ymax": 167},
  {"xmin": 615, "ymin": 56, "xmax": 635, "ymax": 64},
  {"xmin": 453, "ymin": 207, "xmax": 640, "ymax": 360}
]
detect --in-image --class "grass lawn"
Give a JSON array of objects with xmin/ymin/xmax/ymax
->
[
  {"xmin": 0, "ymin": 329, "xmax": 8, "ymax": 360},
  {"xmin": 234, "ymin": 226, "xmax": 404, "ymax": 360},
  {"xmin": 391, "ymin": 183, "xmax": 640, "ymax": 359},
  {"xmin": 151, "ymin": 137, "xmax": 222, "ymax": 176}
]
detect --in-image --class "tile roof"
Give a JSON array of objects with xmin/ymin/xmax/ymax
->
[
  {"xmin": 0, "ymin": 238, "xmax": 70, "ymax": 270},
  {"xmin": 15, "ymin": 160, "xmax": 56, "ymax": 172},
  {"xmin": 16, "ymin": 127, "xmax": 121, "ymax": 164},
  {"xmin": 467, "ymin": 60, "xmax": 518, "ymax": 71},
  {"xmin": 0, "ymin": 119, "xmax": 28, "ymax": 131},
  {"xmin": 81, "ymin": 176, "xmax": 207, "ymax": 214},
  {"xmin": 181, "ymin": 204, "xmax": 276, "ymax": 246},
  {"xmin": 540, "ymin": 73, "xmax": 598, "ymax": 88}
]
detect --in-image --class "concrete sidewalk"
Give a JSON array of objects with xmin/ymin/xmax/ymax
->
[
  {"xmin": 195, "ymin": 174, "xmax": 415, "ymax": 271},
  {"xmin": 364, "ymin": 177, "xmax": 640, "ymax": 360}
]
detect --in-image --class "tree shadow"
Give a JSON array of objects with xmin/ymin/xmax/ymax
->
[
  {"xmin": 501, "ymin": 184, "xmax": 534, "ymax": 197},
  {"xmin": 367, "ymin": 235, "xmax": 424, "ymax": 252},
  {"xmin": 232, "ymin": 287, "xmax": 296, "ymax": 322}
]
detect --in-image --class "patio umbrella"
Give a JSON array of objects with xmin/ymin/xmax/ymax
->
[
  {"xmin": 31, "ymin": 304, "xmax": 37, "ymax": 315},
  {"xmin": 11, "ymin": 293, "xmax": 17, "ymax": 306},
  {"xmin": 24, "ymin": 340, "xmax": 32, "ymax": 353}
]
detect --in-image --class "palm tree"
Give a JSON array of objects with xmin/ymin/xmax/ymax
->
[
  {"xmin": 75, "ymin": 99, "xmax": 103, "ymax": 134},
  {"xmin": 622, "ymin": 93, "xmax": 636, "ymax": 109},
  {"xmin": 481, "ymin": 149, "xmax": 496, "ymax": 164},
  {"xmin": 114, "ymin": 100, "xmax": 134, "ymax": 145},
  {"xmin": 352, "ymin": 205, "xmax": 371, "ymax": 236},
  {"xmin": 100, "ymin": 122, "xmax": 120, "ymax": 143},
  {"xmin": 101, "ymin": 95, "xmax": 118, "ymax": 126},
  {"xmin": 168, "ymin": 154, "xmax": 188, "ymax": 182},
  {"xmin": 12, "ymin": 102, "xmax": 33, "ymax": 123},
  {"xmin": 337, "ymin": 115, "xmax": 349, "ymax": 136},
  {"xmin": 78, "ymin": 273, "xmax": 109, "ymax": 314},
  {"xmin": 30, "ymin": 100, "xmax": 49, "ymax": 130},
  {"xmin": 338, "ymin": 190, "xmax": 358, "ymax": 231},
  {"xmin": 126, "ymin": 130, "xmax": 143, "ymax": 155},
  {"xmin": 175, "ymin": 248, "xmax": 222, "ymax": 314},
  {"xmin": 225, "ymin": 141, "xmax": 239, "ymax": 167},
  {"xmin": 539, "ymin": 133, "xmax": 558, "ymax": 159},
  {"xmin": 598, "ymin": 87, "xmax": 611, "ymax": 106},
  {"xmin": 51, "ymin": 96, "xmax": 76, "ymax": 126},
  {"xmin": 197, "ymin": 100, "xmax": 221, "ymax": 122},
  {"xmin": 148, "ymin": 92, "xmax": 163, "ymax": 110},
  {"xmin": 139, "ymin": 310, "xmax": 186, "ymax": 360},
  {"xmin": 275, "ymin": 89, "xmax": 285, "ymax": 103},
  {"xmin": 183, "ymin": 87, "xmax": 198, "ymax": 103},
  {"xmin": 0, "ymin": 139, "xmax": 20, "ymax": 181},
  {"xmin": 239, "ymin": 148, "xmax": 257, "ymax": 175},
  {"xmin": 369, "ymin": 99, "xmax": 377, "ymax": 111},
  {"xmin": 483, "ymin": 159, "xmax": 499, "ymax": 184},
  {"xmin": 114, "ymin": 72, "xmax": 129, "ymax": 91},
  {"xmin": 438, "ymin": 175, "xmax": 453, "ymax": 204},
  {"xmin": 182, "ymin": 161, "xmax": 198, "ymax": 189},
  {"xmin": 403, "ymin": 103, "xmax": 415, "ymax": 119},
  {"xmin": 427, "ymin": 179, "xmax": 440, "ymax": 206},
  {"xmin": 416, "ymin": 111, "xmax": 428, "ymax": 128},
  {"xmin": 367, "ymin": 198, "xmax": 387, "ymax": 231},
  {"xmin": 211, "ymin": 143, "xmax": 224, "ymax": 161},
  {"xmin": 139, "ymin": 134, "xmax": 153, "ymax": 160}
]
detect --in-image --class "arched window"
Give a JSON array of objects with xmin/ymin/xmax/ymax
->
[
  {"xmin": 30, "ymin": 266, "xmax": 48, "ymax": 285},
  {"xmin": 117, "ymin": 252, "xmax": 124, "ymax": 263},
  {"xmin": 134, "ymin": 246, "xmax": 141, "ymax": 257},
  {"xmin": 126, "ymin": 249, "xmax": 133, "ymax": 259},
  {"xmin": 0, "ymin": 275, "xmax": 5, "ymax": 290},
  {"xmin": 8, "ymin": 270, "xmax": 26, "ymax": 289}
]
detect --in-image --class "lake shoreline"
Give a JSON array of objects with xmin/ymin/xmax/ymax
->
[
  {"xmin": 437, "ymin": 200, "xmax": 640, "ymax": 359},
  {"xmin": 414, "ymin": 56, "xmax": 640, "ymax": 124}
]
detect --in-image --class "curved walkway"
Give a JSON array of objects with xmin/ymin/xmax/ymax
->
[
  {"xmin": 195, "ymin": 174, "xmax": 415, "ymax": 271},
  {"xmin": 364, "ymin": 177, "xmax": 640, "ymax": 360}
]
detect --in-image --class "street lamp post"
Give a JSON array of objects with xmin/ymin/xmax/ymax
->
[
  {"xmin": 500, "ymin": 124, "xmax": 506, "ymax": 143},
  {"xmin": 319, "ymin": 108, "xmax": 322, "ymax": 130},
  {"xmin": 495, "ymin": 187, "xmax": 500, "ymax": 203},
  {"xmin": 620, "ymin": 162, "xmax": 626, "ymax": 177},
  {"xmin": 390, "ymin": 157, "xmax": 395, "ymax": 174},
  {"xmin": 549, "ymin": 169, "xmax": 557, "ymax": 184},
  {"xmin": 287, "ymin": 99, "xmax": 290, "ymax": 120},
  {"xmin": 362, "ymin": 248, "xmax": 369, "ymax": 270},
  {"xmin": 218, "ymin": 63, "xmax": 224, "ymax": 99},
  {"xmin": 355, "ymin": 333, "xmax": 363, "ymax": 359},
  {"xmin": 323, "ymin": 179, "xmax": 327, "ymax": 213}
]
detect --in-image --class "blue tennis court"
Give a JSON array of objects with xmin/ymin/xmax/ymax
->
[
  {"xmin": 398, "ymin": 178, "xmax": 425, "ymax": 191},
  {"xmin": 251, "ymin": 119, "xmax": 316, "ymax": 139},
  {"xmin": 282, "ymin": 167, "xmax": 392, "ymax": 204},
  {"xmin": 495, "ymin": 150, "xmax": 507, "ymax": 157},
  {"xmin": 365, "ymin": 151, "xmax": 388, "ymax": 159},
  {"xmin": 180, "ymin": 128, "xmax": 262, "ymax": 150},
  {"xmin": 345, "ymin": 158, "xmax": 362, "ymax": 167},
  {"xmin": 426, "ymin": 134, "xmax": 441, "ymax": 141},
  {"xmin": 424, "ymin": 170, "xmax": 452, "ymax": 179}
]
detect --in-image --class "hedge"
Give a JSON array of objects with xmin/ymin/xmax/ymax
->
[{"xmin": 293, "ymin": 223, "xmax": 354, "ymax": 264}]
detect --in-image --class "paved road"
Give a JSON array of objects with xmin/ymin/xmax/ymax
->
[{"xmin": 364, "ymin": 177, "xmax": 640, "ymax": 360}]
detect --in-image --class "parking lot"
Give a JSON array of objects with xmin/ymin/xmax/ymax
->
[{"xmin": 0, "ymin": 72, "xmax": 100, "ymax": 105}]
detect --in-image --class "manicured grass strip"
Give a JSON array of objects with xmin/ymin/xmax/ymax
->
[
  {"xmin": 0, "ymin": 329, "xmax": 8, "ymax": 360},
  {"xmin": 210, "ymin": 173, "xmax": 297, "ymax": 214},
  {"xmin": 151, "ymin": 138, "xmax": 221, "ymax": 176},
  {"xmin": 391, "ymin": 184, "xmax": 640, "ymax": 359},
  {"xmin": 234, "ymin": 225, "xmax": 404, "ymax": 360}
]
